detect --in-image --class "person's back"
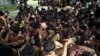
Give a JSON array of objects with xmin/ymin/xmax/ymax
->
[{"xmin": 68, "ymin": 45, "xmax": 97, "ymax": 56}]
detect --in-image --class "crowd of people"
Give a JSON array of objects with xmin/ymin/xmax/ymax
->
[{"xmin": 0, "ymin": 0, "xmax": 100, "ymax": 56}]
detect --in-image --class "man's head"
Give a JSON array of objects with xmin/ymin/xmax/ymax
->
[
  {"xmin": 22, "ymin": 44, "xmax": 36, "ymax": 56},
  {"xmin": 29, "ymin": 21, "xmax": 39, "ymax": 31},
  {"xmin": 43, "ymin": 40, "xmax": 56, "ymax": 52},
  {"xmin": 10, "ymin": 23, "xmax": 21, "ymax": 34},
  {"xmin": 47, "ymin": 24, "xmax": 55, "ymax": 35},
  {"xmin": 4, "ymin": 11, "xmax": 9, "ymax": 18}
]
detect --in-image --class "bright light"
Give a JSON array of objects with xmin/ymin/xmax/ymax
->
[{"xmin": 27, "ymin": 0, "xmax": 38, "ymax": 7}]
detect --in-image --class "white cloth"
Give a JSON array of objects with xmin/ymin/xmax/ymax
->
[{"xmin": 86, "ymin": 2, "xmax": 92, "ymax": 8}]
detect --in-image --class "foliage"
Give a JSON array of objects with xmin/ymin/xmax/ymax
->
[{"xmin": 0, "ymin": 5, "xmax": 17, "ymax": 11}]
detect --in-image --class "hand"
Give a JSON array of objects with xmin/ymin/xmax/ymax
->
[
  {"xmin": 67, "ymin": 39, "xmax": 73, "ymax": 43},
  {"xmin": 65, "ymin": 38, "xmax": 75, "ymax": 45}
]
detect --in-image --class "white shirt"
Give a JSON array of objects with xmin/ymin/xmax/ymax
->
[{"xmin": 97, "ymin": 0, "xmax": 100, "ymax": 7}]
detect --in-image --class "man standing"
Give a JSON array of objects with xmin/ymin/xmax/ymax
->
[
  {"xmin": 19, "ymin": 0, "xmax": 28, "ymax": 9},
  {"xmin": 95, "ymin": 0, "xmax": 100, "ymax": 17}
]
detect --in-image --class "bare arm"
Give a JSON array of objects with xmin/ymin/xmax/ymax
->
[
  {"xmin": 62, "ymin": 38, "xmax": 75, "ymax": 56},
  {"xmin": 61, "ymin": 42, "xmax": 68, "ymax": 56},
  {"xmin": 0, "ymin": 16, "xmax": 7, "ymax": 28}
]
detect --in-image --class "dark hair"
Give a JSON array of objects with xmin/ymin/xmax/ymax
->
[
  {"xmin": 10, "ymin": 24, "xmax": 21, "ymax": 34},
  {"xmin": 29, "ymin": 21, "xmax": 39, "ymax": 29},
  {"xmin": 75, "ymin": 36, "xmax": 85, "ymax": 45},
  {"xmin": 4, "ymin": 11, "xmax": 9, "ymax": 14},
  {"xmin": 0, "ymin": 11, "xmax": 4, "ymax": 16},
  {"xmin": 80, "ymin": 24, "xmax": 88, "ymax": 31},
  {"xmin": 43, "ymin": 40, "xmax": 55, "ymax": 52},
  {"xmin": 47, "ymin": 24, "xmax": 55, "ymax": 31},
  {"xmin": 0, "ymin": 28, "xmax": 2, "ymax": 32},
  {"xmin": 80, "ymin": 52, "xmax": 93, "ymax": 56},
  {"xmin": 95, "ymin": 22, "xmax": 100, "ymax": 29},
  {"xmin": 29, "ymin": 17, "xmax": 35, "ymax": 21},
  {"xmin": 4, "ymin": 11, "xmax": 9, "ymax": 18},
  {"xmin": 0, "ymin": 31, "xmax": 8, "ymax": 39},
  {"xmin": 95, "ymin": 33, "xmax": 100, "ymax": 40},
  {"xmin": 22, "ymin": 44, "xmax": 36, "ymax": 56}
]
